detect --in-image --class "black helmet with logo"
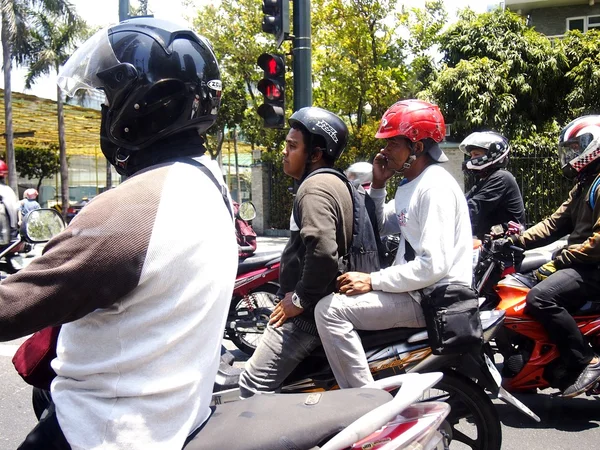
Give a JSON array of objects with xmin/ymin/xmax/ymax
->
[
  {"xmin": 288, "ymin": 107, "xmax": 348, "ymax": 162},
  {"xmin": 58, "ymin": 18, "xmax": 222, "ymax": 172}
]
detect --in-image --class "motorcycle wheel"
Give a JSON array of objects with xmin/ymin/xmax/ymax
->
[
  {"xmin": 422, "ymin": 370, "xmax": 502, "ymax": 450},
  {"xmin": 231, "ymin": 283, "xmax": 279, "ymax": 356}
]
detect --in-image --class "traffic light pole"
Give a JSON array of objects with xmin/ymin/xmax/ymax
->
[{"xmin": 293, "ymin": 0, "xmax": 312, "ymax": 110}]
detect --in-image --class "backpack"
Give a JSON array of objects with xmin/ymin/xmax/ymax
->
[
  {"xmin": 293, "ymin": 168, "xmax": 383, "ymax": 274},
  {"xmin": 588, "ymin": 173, "xmax": 600, "ymax": 210}
]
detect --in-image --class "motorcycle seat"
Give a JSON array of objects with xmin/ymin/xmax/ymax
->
[
  {"xmin": 237, "ymin": 251, "xmax": 281, "ymax": 275},
  {"xmin": 358, "ymin": 327, "xmax": 425, "ymax": 348},
  {"xmin": 186, "ymin": 388, "xmax": 392, "ymax": 450},
  {"xmin": 519, "ymin": 254, "xmax": 551, "ymax": 274}
]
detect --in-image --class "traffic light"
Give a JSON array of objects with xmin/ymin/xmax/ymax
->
[
  {"xmin": 257, "ymin": 53, "xmax": 285, "ymax": 129},
  {"xmin": 261, "ymin": 0, "xmax": 290, "ymax": 47}
]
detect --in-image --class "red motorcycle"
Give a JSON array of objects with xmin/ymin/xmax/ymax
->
[
  {"xmin": 224, "ymin": 201, "xmax": 282, "ymax": 355},
  {"xmin": 224, "ymin": 251, "xmax": 281, "ymax": 355},
  {"xmin": 474, "ymin": 224, "xmax": 600, "ymax": 394}
]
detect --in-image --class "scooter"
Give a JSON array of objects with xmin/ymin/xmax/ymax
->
[
  {"xmin": 195, "ymin": 373, "xmax": 450, "ymax": 450},
  {"xmin": 473, "ymin": 225, "xmax": 600, "ymax": 394},
  {"xmin": 214, "ymin": 309, "xmax": 540, "ymax": 450}
]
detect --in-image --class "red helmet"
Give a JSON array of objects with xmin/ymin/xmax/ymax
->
[
  {"xmin": 375, "ymin": 99, "xmax": 446, "ymax": 142},
  {"xmin": 0, "ymin": 160, "xmax": 7, "ymax": 177}
]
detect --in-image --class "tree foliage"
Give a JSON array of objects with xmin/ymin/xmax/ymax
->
[
  {"xmin": 561, "ymin": 30, "xmax": 600, "ymax": 117},
  {"xmin": 424, "ymin": 9, "xmax": 566, "ymax": 141},
  {"xmin": 15, "ymin": 143, "xmax": 61, "ymax": 192}
]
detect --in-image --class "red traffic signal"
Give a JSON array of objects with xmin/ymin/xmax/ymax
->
[{"xmin": 257, "ymin": 53, "xmax": 285, "ymax": 129}]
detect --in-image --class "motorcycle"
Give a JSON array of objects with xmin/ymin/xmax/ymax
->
[
  {"xmin": 224, "ymin": 200, "xmax": 283, "ymax": 355},
  {"xmin": 196, "ymin": 372, "xmax": 450, "ymax": 450},
  {"xmin": 214, "ymin": 309, "xmax": 540, "ymax": 450},
  {"xmin": 473, "ymin": 224, "xmax": 600, "ymax": 394},
  {"xmin": 224, "ymin": 250, "xmax": 281, "ymax": 355}
]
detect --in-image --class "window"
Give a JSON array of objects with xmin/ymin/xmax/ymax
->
[
  {"xmin": 567, "ymin": 15, "xmax": 600, "ymax": 33},
  {"xmin": 589, "ymin": 15, "xmax": 600, "ymax": 30}
]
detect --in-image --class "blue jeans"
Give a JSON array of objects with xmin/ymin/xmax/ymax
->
[{"xmin": 238, "ymin": 321, "xmax": 321, "ymax": 398}]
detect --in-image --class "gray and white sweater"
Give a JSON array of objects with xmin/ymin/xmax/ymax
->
[{"xmin": 0, "ymin": 157, "xmax": 238, "ymax": 449}]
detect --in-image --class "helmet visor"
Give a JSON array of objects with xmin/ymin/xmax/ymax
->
[
  {"xmin": 57, "ymin": 27, "xmax": 120, "ymax": 97},
  {"xmin": 558, "ymin": 133, "xmax": 593, "ymax": 168}
]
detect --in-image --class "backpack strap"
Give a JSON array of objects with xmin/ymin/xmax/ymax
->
[
  {"xmin": 293, "ymin": 168, "xmax": 349, "ymax": 228},
  {"xmin": 292, "ymin": 167, "xmax": 384, "ymax": 266},
  {"xmin": 181, "ymin": 158, "xmax": 233, "ymax": 219},
  {"xmin": 589, "ymin": 173, "xmax": 600, "ymax": 211}
]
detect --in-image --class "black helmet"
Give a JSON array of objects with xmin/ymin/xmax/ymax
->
[
  {"xmin": 460, "ymin": 131, "xmax": 510, "ymax": 174},
  {"xmin": 288, "ymin": 107, "xmax": 348, "ymax": 161},
  {"xmin": 58, "ymin": 18, "xmax": 221, "ymax": 154}
]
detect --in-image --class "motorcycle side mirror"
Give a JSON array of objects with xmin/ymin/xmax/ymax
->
[
  {"xmin": 21, "ymin": 208, "xmax": 66, "ymax": 243},
  {"xmin": 237, "ymin": 201, "xmax": 257, "ymax": 222}
]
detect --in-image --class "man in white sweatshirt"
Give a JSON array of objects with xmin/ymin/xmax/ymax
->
[{"xmin": 314, "ymin": 99, "xmax": 473, "ymax": 388}]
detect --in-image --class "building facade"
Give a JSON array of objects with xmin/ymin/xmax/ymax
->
[{"xmin": 507, "ymin": 0, "xmax": 600, "ymax": 36}]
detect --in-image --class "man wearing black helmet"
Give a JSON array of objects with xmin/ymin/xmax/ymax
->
[
  {"xmin": 461, "ymin": 131, "xmax": 525, "ymax": 239},
  {"xmin": 238, "ymin": 107, "xmax": 354, "ymax": 397},
  {"xmin": 0, "ymin": 19, "xmax": 238, "ymax": 449}
]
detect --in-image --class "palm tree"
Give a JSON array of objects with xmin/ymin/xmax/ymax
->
[
  {"xmin": 1, "ymin": 0, "xmax": 75, "ymax": 195},
  {"xmin": 23, "ymin": 9, "xmax": 85, "ymax": 220}
]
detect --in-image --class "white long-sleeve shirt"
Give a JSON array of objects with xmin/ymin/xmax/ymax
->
[{"xmin": 369, "ymin": 164, "xmax": 472, "ymax": 296}]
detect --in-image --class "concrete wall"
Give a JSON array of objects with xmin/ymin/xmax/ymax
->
[
  {"xmin": 440, "ymin": 142, "xmax": 465, "ymax": 192},
  {"xmin": 528, "ymin": 5, "xmax": 600, "ymax": 35}
]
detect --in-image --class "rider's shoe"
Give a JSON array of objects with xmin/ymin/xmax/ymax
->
[{"xmin": 562, "ymin": 359, "xmax": 600, "ymax": 398}]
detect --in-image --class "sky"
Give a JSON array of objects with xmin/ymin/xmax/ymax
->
[{"xmin": 1, "ymin": 0, "xmax": 496, "ymax": 101}]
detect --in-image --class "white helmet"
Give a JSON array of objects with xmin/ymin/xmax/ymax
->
[
  {"xmin": 345, "ymin": 162, "xmax": 373, "ymax": 186},
  {"xmin": 460, "ymin": 131, "xmax": 510, "ymax": 173},
  {"xmin": 559, "ymin": 115, "xmax": 600, "ymax": 179}
]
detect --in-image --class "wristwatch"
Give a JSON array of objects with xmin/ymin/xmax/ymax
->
[{"xmin": 291, "ymin": 292, "xmax": 304, "ymax": 309}]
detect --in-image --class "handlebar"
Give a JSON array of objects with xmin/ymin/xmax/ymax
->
[{"xmin": 238, "ymin": 245, "xmax": 256, "ymax": 254}]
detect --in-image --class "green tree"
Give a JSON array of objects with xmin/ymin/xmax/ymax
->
[
  {"xmin": 399, "ymin": 0, "xmax": 447, "ymax": 97},
  {"xmin": 312, "ymin": 0, "xmax": 411, "ymax": 165},
  {"xmin": 424, "ymin": 9, "xmax": 565, "ymax": 141},
  {"xmin": 15, "ymin": 144, "xmax": 60, "ymax": 192},
  {"xmin": 422, "ymin": 8, "xmax": 573, "ymax": 224},
  {"xmin": 561, "ymin": 29, "xmax": 600, "ymax": 117},
  {"xmin": 1, "ymin": 0, "xmax": 75, "ymax": 194},
  {"xmin": 22, "ymin": 9, "xmax": 87, "ymax": 219}
]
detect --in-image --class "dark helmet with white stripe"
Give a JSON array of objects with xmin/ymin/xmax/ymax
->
[
  {"xmin": 58, "ymin": 18, "xmax": 222, "ymax": 174},
  {"xmin": 288, "ymin": 107, "xmax": 348, "ymax": 162}
]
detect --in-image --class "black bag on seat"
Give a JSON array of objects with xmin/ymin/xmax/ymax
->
[{"xmin": 420, "ymin": 284, "xmax": 483, "ymax": 355}]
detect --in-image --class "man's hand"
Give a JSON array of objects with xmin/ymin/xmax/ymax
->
[
  {"xmin": 371, "ymin": 152, "xmax": 395, "ymax": 189},
  {"xmin": 337, "ymin": 272, "xmax": 372, "ymax": 296},
  {"xmin": 269, "ymin": 292, "xmax": 304, "ymax": 327},
  {"xmin": 535, "ymin": 260, "xmax": 557, "ymax": 281}
]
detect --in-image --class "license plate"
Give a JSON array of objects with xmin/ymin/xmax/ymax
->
[{"xmin": 484, "ymin": 353, "xmax": 502, "ymax": 387}]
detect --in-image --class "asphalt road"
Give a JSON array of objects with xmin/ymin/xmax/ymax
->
[{"xmin": 2, "ymin": 238, "xmax": 600, "ymax": 448}]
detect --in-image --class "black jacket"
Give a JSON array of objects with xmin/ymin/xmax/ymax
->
[{"xmin": 466, "ymin": 169, "xmax": 526, "ymax": 239}]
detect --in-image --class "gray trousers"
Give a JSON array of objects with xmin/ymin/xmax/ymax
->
[
  {"xmin": 238, "ymin": 321, "xmax": 321, "ymax": 398},
  {"xmin": 314, "ymin": 291, "xmax": 426, "ymax": 388}
]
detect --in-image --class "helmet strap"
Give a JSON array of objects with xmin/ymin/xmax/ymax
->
[{"xmin": 115, "ymin": 148, "xmax": 131, "ymax": 173}]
